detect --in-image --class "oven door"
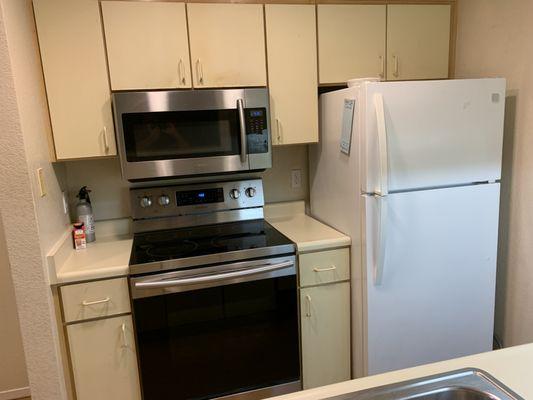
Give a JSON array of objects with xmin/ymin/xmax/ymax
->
[
  {"xmin": 130, "ymin": 256, "xmax": 301, "ymax": 400},
  {"xmin": 113, "ymin": 88, "xmax": 272, "ymax": 181}
]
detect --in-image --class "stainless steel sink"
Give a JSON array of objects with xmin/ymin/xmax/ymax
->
[{"xmin": 326, "ymin": 369, "xmax": 523, "ymax": 400}]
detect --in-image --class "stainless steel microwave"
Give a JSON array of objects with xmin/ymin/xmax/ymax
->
[{"xmin": 112, "ymin": 88, "xmax": 272, "ymax": 181}]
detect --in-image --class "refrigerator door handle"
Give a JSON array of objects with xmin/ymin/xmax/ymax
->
[
  {"xmin": 374, "ymin": 195, "xmax": 388, "ymax": 285},
  {"xmin": 374, "ymin": 93, "xmax": 389, "ymax": 196}
]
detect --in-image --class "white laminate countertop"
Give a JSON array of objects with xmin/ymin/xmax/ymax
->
[
  {"xmin": 47, "ymin": 202, "xmax": 348, "ymax": 284},
  {"xmin": 47, "ymin": 219, "xmax": 133, "ymax": 284},
  {"xmin": 273, "ymin": 344, "xmax": 533, "ymax": 400},
  {"xmin": 265, "ymin": 201, "xmax": 351, "ymax": 252}
]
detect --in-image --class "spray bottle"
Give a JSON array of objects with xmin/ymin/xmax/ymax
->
[{"xmin": 76, "ymin": 186, "xmax": 95, "ymax": 243}]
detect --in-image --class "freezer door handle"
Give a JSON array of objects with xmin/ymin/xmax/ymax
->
[
  {"xmin": 374, "ymin": 195, "xmax": 388, "ymax": 285},
  {"xmin": 374, "ymin": 93, "xmax": 389, "ymax": 196}
]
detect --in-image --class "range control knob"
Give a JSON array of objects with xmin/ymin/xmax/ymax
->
[
  {"xmin": 158, "ymin": 195, "xmax": 170, "ymax": 207},
  {"xmin": 245, "ymin": 187, "xmax": 256, "ymax": 198},
  {"xmin": 229, "ymin": 189, "xmax": 241, "ymax": 199},
  {"xmin": 140, "ymin": 196, "xmax": 152, "ymax": 208}
]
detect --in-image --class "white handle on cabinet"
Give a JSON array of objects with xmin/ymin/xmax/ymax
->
[
  {"xmin": 120, "ymin": 323, "xmax": 128, "ymax": 348},
  {"xmin": 178, "ymin": 58, "xmax": 186, "ymax": 86},
  {"xmin": 305, "ymin": 295, "xmax": 312, "ymax": 318},
  {"xmin": 393, "ymin": 55, "xmax": 400, "ymax": 78},
  {"xmin": 103, "ymin": 126, "xmax": 110, "ymax": 154},
  {"xmin": 313, "ymin": 266, "xmax": 337, "ymax": 272},
  {"xmin": 379, "ymin": 55, "xmax": 385, "ymax": 79},
  {"xmin": 276, "ymin": 118, "xmax": 282, "ymax": 144},
  {"xmin": 82, "ymin": 297, "xmax": 110, "ymax": 306},
  {"xmin": 196, "ymin": 59, "xmax": 204, "ymax": 85}
]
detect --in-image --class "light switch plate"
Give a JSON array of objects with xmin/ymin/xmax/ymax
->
[
  {"xmin": 36, "ymin": 168, "xmax": 46, "ymax": 197},
  {"xmin": 62, "ymin": 191, "xmax": 69, "ymax": 214},
  {"xmin": 291, "ymin": 169, "xmax": 302, "ymax": 189}
]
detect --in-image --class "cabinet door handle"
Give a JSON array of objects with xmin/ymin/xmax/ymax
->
[
  {"xmin": 305, "ymin": 294, "xmax": 312, "ymax": 318},
  {"xmin": 276, "ymin": 118, "xmax": 282, "ymax": 144},
  {"xmin": 379, "ymin": 55, "xmax": 385, "ymax": 79},
  {"xmin": 103, "ymin": 126, "xmax": 110, "ymax": 154},
  {"xmin": 196, "ymin": 59, "xmax": 204, "ymax": 85},
  {"xmin": 82, "ymin": 297, "xmax": 110, "ymax": 306},
  {"xmin": 393, "ymin": 55, "xmax": 400, "ymax": 78},
  {"xmin": 313, "ymin": 265, "xmax": 337, "ymax": 272},
  {"xmin": 120, "ymin": 323, "xmax": 128, "ymax": 348},
  {"xmin": 178, "ymin": 58, "xmax": 186, "ymax": 86}
]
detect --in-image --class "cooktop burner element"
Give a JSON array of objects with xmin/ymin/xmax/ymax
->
[{"xmin": 130, "ymin": 219, "xmax": 293, "ymax": 268}]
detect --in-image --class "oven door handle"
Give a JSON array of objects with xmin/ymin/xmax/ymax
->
[
  {"xmin": 134, "ymin": 260, "xmax": 294, "ymax": 290},
  {"xmin": 237, "ymin": 98, "xmax": 247, "ymax": 164}
]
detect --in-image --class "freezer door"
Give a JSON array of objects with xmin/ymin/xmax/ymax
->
[
  {"xmin": 361, "ymin": 79, "xmax": 505, "ymax": 194},
  {"xmin": 363, "ymin": 183, "xmax": 499, "ymax": 375}
]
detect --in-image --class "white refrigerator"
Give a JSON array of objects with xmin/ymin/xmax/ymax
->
[{"xmin": 309, "ymin": 78, "xmax": 505, "ymax": 377}]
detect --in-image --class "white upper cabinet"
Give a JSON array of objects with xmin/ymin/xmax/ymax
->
[
  {"xmin": 317, "ymin": 5, "xmax": 386, "ymax": 84},
  {"xmin": 33, "ymin": 0, "xmax": 116, "ymax": 159},
  {"xmin": 101, "ymin": 1, "xmax": 192, "ymax": 90},
  {"xmin": 187, "ymin": 3, "xmax": 267, "ymax": 88},
  {"xmin": 265, "ymin": 4, "xmax": 318, "ymax": 145},
  {"xmin": 387, "ymin": 5, "xmax": 451, "ymax": 80}
]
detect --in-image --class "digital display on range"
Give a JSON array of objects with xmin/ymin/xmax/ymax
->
[{"xmin": 176, "ymin": 188, "xmax": 224, "ymax": 206}]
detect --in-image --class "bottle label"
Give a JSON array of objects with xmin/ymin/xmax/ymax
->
[{"xmin": 79, "ymin": 214, "xmax": 95, "ymax": 234}]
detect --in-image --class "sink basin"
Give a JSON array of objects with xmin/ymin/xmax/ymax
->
[{"xmin": 326, "ymin": 369, "xmax": 523, "ymax": 400}]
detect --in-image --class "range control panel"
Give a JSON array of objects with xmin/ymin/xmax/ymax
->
[{"xmin": 130, "ymin": 179, "xmax": 264, "ymax": 220}]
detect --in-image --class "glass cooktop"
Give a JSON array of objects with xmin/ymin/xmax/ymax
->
[{"xmin": 130, "ymin": 219, "xmax": 295, "ymax": 268}]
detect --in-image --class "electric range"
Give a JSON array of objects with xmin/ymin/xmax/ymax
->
[{"xmin": 128, "ymin": 179, "xmax": 301, "ymax": 400}]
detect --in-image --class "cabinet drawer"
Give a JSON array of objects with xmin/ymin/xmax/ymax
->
[
  {"xmin": 61, "ymin": 278, "xmax": 130, "ymax": 323},
  {"xmin": 299, "ymin": 248, "xmax": 350, "ymax": 287}
]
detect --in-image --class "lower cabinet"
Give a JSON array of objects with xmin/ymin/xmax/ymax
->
[
  {"xmin": 66, "ymin": 314, "xmax": 141, "ymax": 400},
  {"xmin": 299, "ymin": 248, "xmax": 351, "ymax": 390}
]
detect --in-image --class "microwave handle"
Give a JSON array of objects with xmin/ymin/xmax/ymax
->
[{"xmin": 237, "ymin": 98, "xmax": 247, "ymax": 163}]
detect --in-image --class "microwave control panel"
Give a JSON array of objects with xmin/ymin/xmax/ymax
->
[{"xmin": 245, "ymin": 108, "xmax": 269, "ymax": 154}]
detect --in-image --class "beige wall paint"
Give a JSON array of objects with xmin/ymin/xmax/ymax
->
[
  {"xmin": 0, "ymin": 216, "xmax": 29, "ymax": 394},
  {"xmin": 0, "ymin": 0, "xmax": 71, "ymax": 398},
  {"xmin": 455, "ymin": 0, "xmax": 533, "ymax": 347},
  {"xmin": 64, "ymin": 145, "xmax": 309, "ymax": 221}
]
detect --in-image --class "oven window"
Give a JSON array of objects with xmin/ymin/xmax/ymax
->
[
  {"xmin": 122, "ymin": 110, "xmax": 241, "ymax": 162},
  {"xmin": 133, "ymin": 275, "xmax": 300, "ymax": 400}
]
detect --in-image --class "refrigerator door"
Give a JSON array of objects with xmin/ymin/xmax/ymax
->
[
  {"xmin": 361, "ymin": 79, "xmax": 505, "ymax": 194},
  {"xmin": 363, "ymin": 183, "xmax": 499, "ymax": 375}
]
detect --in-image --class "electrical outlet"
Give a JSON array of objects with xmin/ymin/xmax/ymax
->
[
  {"xmin": 36, "ymin": 168, "xmax": 46, "ymax": 197},
  {"xmin": 291, "ymin": 169, "xmax": 302, "ymax": 189}
]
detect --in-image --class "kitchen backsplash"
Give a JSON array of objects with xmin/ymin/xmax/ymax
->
[{"xmin": 64, "ymin": 145, "xmax": 309, "ymax": 221}]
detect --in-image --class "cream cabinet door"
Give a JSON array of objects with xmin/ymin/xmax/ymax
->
[
  {"xmin": 67, "ymin": 315, "xmax": 141, "ymax": 400},
  {"xmin": 33, "ymin": 0, "xmax": 116, "ymax": 159},
  {"xmin": 265, "ymin": 5, "xmax": 318, "ymax": 145},
  {"xmin": 187, "ymin": 3, "xmax": 266, "ymax": 88},
  {"xmin": 387, "ymin": 5, "xmax": 451, "ymax": 81},
  {"xmin": 102, "ymin": 1, "xmax": 192, "ymax": 90},
  {"xmin": 300, "ymin": 282, "xmax": 351, "ymax": 389},
  {"xmin": 317, "ymin": 5, "xmax": 386, "ymax": 85}
]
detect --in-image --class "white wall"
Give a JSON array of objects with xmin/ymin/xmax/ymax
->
[
  {"xmin": 455, "ymin": 0, "xmax": 533, "ymax": 347},
  {"xmin": 0, "ymin": 216, "xmax": 29, "ymax": 397},
  {"xmin": 0, "ymin": 0, "xmax": 71, "ymax": 398},
  {"xmin": 63, "ymin": 145, "xmax": 309, "ymax": 221}
]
